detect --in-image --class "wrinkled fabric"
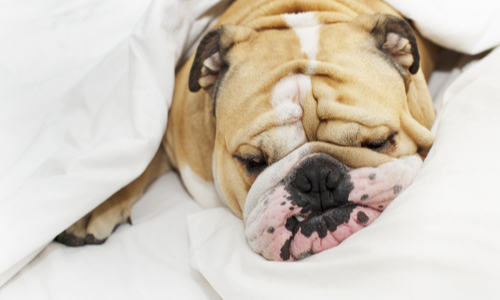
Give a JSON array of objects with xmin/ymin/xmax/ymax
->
[
  {"xmin": 384, "ymin": 0, "xmax": 500, "ymax": 54},
  {"xmin": 0, "ymin": 0, "xmax": 231, "ymax": 288},
  {"xmin": 0, "ymin": 173, "xmax": 220, "ymax": 300}
]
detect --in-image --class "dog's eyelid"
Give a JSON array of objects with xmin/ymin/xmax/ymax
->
[
  {"xmin": 233, "ymin": 154, "xmax": 268, "ymax": 176},
  {"xmin": 233, "ymin": 153, "xmax": 266, "ymax": 164},
  {"xmin": 234, "ymin": 144, "xmax": 261, "ymax": 156},
  {"xmin": 250, "ymin": 155, "xmax": 266, "ymax": 164},
  {"xmin": 362, "ymin": 132, "xmax": 397, "ymax": 151}
]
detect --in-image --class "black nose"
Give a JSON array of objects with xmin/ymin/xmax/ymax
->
[{"xmin": 288, "ymin": 155, "xmax": 353, "ymax": 214}]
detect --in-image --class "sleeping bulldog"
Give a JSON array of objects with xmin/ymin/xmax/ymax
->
[{"xmin": 56, "ymin": 0, "xmax": 438, "ymax": 261}]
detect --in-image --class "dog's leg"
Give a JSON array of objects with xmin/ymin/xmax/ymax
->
[{"xmin": 56, "ymin": 147, "xmax": 171, "ymax": 246}]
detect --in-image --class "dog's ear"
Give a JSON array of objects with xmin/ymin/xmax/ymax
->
[
  {"xmin": 189, "ymin": 25, "xmax": 256, "ymax": 93},
  {"xmin": 372, "ymin": 14, "xmax": 420, "ymax": 75},
  {"xmin": 355, "ymin": 14, "xmax": 420, "ymax": 79},
  {"xmin": 189, "ymin": 30, "xmax": 223, "ymax": 92}
]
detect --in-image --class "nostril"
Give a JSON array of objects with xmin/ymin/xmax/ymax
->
[
  {"xmin": 293, "ymin": 174, "xmax": 312, "ymax": 193},
  {"xmin": 325, "ymin": 170, "xmax": 341, "ymax": 190}
]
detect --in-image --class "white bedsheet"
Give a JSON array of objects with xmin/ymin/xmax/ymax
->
[
  {"xmin": 1, "ymin": 0, "xmax": 500, "ymax": 299},
  {"xmin": 0, "ymin": 172, "xmax": 220, "ymax": 299}
]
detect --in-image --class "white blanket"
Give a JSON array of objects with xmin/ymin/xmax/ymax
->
[
  {"xmin": 1, "ymin": 0, "xmax": 500, "ymax": 299},
  {"xmin": 0, "ymin": 0, "xmax": 231, "ymax": 287}
]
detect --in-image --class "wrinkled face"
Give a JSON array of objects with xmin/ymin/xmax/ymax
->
[{"xmin": 190, "ymin": 13, "xmax": 434, "ymax": 260}]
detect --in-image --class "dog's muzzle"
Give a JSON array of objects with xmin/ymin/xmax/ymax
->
[{"xmin": 244, "ymin": 146, "xmax": 423, "ymax": 261}]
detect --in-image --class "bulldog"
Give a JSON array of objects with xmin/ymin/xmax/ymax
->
[{"xmin": 56, "ymin": 0, "xmax": 438, "ymax": 261}]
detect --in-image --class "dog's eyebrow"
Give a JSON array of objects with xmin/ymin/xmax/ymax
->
[{"xmin": 227, "ymin": 109, "xmax": 303, "ymax": 154}]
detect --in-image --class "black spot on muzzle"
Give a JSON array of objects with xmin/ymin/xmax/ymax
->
[{"xmin": 280, "ymin": 155, "xmax": 356, "ymax": 260}]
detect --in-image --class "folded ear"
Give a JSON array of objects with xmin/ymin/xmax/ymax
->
[
  {"xmin": 189, "ymin": 30, "xmax": 224, "ymax": 92},
  {"xmin": 374, "ymin": 14, "xmax": 420, "ymax": 75},
  {"xmin": 355, "ymin": 14, "xmax": 420, "ymax": 79},
  {"xmin": 189, "ymin": 25, "xmax": 256, "ymax": 93}
]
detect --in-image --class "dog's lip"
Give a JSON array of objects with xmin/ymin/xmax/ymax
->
[
  {"xmin": 281, "ymin": 203, "xmax": 377, "ymax": 261},
  {"xmin": 291, "ymin": 203, "xmax": 369, "ymax": 223},
  {"xmin": 289, "ymin": 203, "xmax": 356, "ymax": 228}
]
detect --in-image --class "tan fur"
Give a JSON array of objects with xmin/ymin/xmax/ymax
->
[{"xmin": 57, "ymin": 0, "xmax": 438, "ymax": 244}]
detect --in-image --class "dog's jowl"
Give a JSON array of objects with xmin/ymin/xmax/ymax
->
[{"xmin": 244, "ymin": 145, "xmax": 423, "ymax": 261}]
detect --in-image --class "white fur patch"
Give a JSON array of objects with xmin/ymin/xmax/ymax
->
[
  {"xmin": 283, "ymin": 12, "xmax": 319, "ymax": 27},
  {"xmin": 244, "ymin": 144, "xmax": 313, "ymax": 221},
  {"xmin": 283, "ymin": 12, "xmax": 321, "ymax": 65},
  {"xmin": 180, "ymin": 165, "xmax": 224, "ymax": 209},
  {"xmin": 211, "ymin": 153, "xmax": 226, "ymax": 205},
  {"xmin": 271, "ymin": 74, "xmax": 311, "ymax": 109},
  {"xmin": 305, "ymin": 60, "xmax": 318, "ymax": 75},
  {"xmin": 269, "ymin": 74, "xmax": 309, "ymax": 155}
]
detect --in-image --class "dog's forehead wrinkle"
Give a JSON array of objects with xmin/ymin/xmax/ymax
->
[
  {"xmin": 237, "ymin": 73, "xmax": 311, "ymax": 162},
  {"xmin": 317, "ymin": 120, "xmax": 395, "ymax": 148},
  {"xmin": 271, "ymin": 74, "xmax": 311, "ymax": 109},
  {"xmin": 316, "ymin": 98, "xmax": 399, "ymax": 128},
  {"xmin": 227, "ymin": 109, "xmax": 285, "ymax": 153},
  {"xmin": 338, "ymin": 123, "xmax": 362, "ymax": 146},
  {"xmin": 256, "ymin": 121, "xmax": 307, "ymax": 162},
  {"xmin": 283, "ymin": 12, "xmax": 319, "ymax": 28}
]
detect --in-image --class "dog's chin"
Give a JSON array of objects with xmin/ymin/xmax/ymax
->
[{"xmin": 244, "ymin": 154, "xmax": 423, "ymax": 261}]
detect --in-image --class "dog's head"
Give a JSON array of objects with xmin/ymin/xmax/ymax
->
[{"xmin": 189, "ymin": 13, "xmax": 435, "ymax": 261}]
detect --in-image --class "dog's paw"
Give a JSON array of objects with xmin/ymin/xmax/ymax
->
[{"xmin": 55, "ymin": 200, "xmax": 132, "ymax": 246}]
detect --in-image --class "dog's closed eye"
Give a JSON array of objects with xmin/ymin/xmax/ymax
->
[
  {"xmin": 234, "ymin": 155, "xmax": 268, "ymax": 175},
  {"xmin": 362, "ymin": 132, "xmax": 397, "ymax": 152}
]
